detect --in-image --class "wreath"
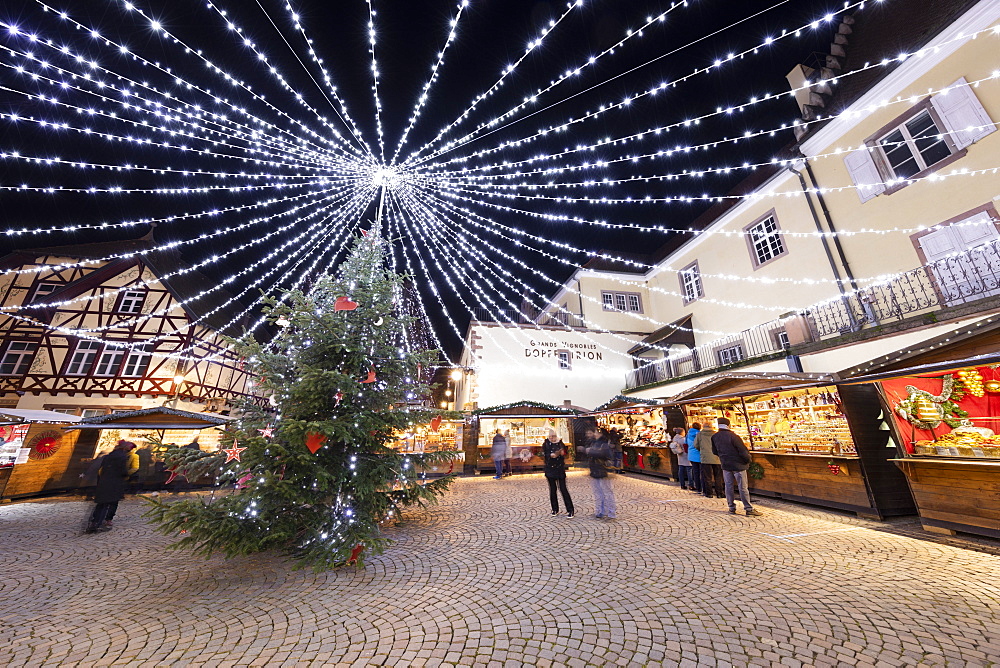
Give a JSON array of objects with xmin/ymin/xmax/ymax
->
[
  {"xmin": 625, "ymin": 449, "xmax": 638, "ymax": 467},
  {"xmin": 646, "ymin": 451, "xmax": 662, "ymax": 469},
  {"xmin": 747, "ymin": 461, "xmax": 764, "ymax": 480}
]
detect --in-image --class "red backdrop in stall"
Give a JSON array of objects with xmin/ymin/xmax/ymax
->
[{"xmin": 881, "ymin": 366, "xmax": 1000, "ymax": 452}]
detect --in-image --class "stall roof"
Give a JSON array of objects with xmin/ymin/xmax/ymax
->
[
  {"xmin": 0, "ymin": 408, "xmax": 81, "ymax": 424},
  {"xmin": 665, "ymin": 372, "xmax": 837, "ymax": 405},
  {"xmin": 66, "ymin": 406, "xmax": 233, "ymax": 430},
  {"xmin": 590, "ymin": 395, "xmax": 663, "ymax": 415},
  {"xmin": 473, "ymin": 401, "xmax": 583, "ymax": 416},
  {"xmin": 840, "ymin": 352, "xmax": 1000, "ymax": 385}
]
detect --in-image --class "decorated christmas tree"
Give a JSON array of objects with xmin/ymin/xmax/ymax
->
[{"xmin": 145, "ymin": 233, "xmax": 457, "ymax": 570}]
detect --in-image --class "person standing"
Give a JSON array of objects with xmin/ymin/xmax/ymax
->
[
  {"xmin": 490, "ymin": 430, "xmax": 506, "ymax": 479},
  {"xmin": 685, "ymin": 422, "xmax": 702, "ymax": 494},
  {"xmin": 542, "ymin": 430, "xmax": 574, "ymax": 517},
  {"xmin": 586, "ymin": 428, "xmax": 616, "ymax": 519},
  {"xmin": 609, "ymin": 428, "xmax": 624, "ymax": 473},
  {"xmin": 712, "ymin": 417, "xmax": 763, "ymax": 516},
  {"xmin": 86, "ymin": 440, "xmax": 138, "ymax": 533},
  {"xmin": 503, "ymin": 429, "xmax": 513, "ymax": 476},
  {"xmin": 669, "ymin": 427, "xmax": 692, "ymax": 490},
  {"xmin": 693, "ymin": 421, "xmax": 724, "ymax": 499}
]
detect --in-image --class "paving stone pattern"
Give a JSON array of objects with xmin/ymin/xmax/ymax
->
[{"xmin": 2, "ymin": 472, "xmax": 1000, "ymax": 667}]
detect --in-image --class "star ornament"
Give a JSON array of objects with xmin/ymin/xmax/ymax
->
[
  {"xmin": 222, "ymin": 441, "xmax": 247, "ymax": 463},
  {"xmin": 257, "ymin": 427, "xmax": 275, "ymax": 438}
]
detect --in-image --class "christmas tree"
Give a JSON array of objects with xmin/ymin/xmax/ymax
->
[{"xmin": 145, "ymin": 234, "xmax": 457, "ymax": 570}]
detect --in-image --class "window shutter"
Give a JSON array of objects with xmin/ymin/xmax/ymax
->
[
  {"xmin": 843, "ymin": 148, "xmax": 886, "ymax": 203},
  {"xmin": 918, "ymin": 227, "xmax": 960, "ymax": 262},
  {"xmin": 931, "ymin": 77, "xmax": 996, "ymax": 150},
  {"xmin": 952, "ymin": 211, "xmax": 999, "ymax": 247}
]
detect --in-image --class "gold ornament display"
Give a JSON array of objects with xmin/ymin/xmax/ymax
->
[{"xmin": 957, "ymin": 368, "xmax": 984, "ymax": 397}]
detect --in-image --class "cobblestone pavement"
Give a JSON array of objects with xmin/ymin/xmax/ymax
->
[{"xmin": 3, "ymin": 472, "xmax": 1000, "ymax": 667}]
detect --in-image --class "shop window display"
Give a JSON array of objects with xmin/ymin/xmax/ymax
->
[
  {"xmin": 476, "ymin": 416, "xmax": 573, "ymax": 471},
  {"xmin": 885, "ymin": 366, "xmax": 1000, "ymax": 459}
]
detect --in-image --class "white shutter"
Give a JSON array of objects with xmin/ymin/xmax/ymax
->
[
  {"xmin": 953, "ymin": 211, "xmax": 999, "ymax": 247},
  {"xmin": 918, "ymin": 227, "xmax": 960, "ymax": 262},
  {"xmin": 843, "ymin": 148, "xmax": 886, "ymax": 203},
  {"xmin": 931, "ymin": 77, "xmax": 996, "ymax": 149}
]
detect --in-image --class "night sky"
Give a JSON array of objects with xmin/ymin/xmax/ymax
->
[{"xmin": 0, "ymin": 0, "xmax": 841, "ymax": 360}]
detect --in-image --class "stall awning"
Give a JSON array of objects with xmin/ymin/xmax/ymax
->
[
  {"xmin": 628, "ymin": 315, "xmax": 694, "ymax": 356},
  {"xmin": 65, "ymin": 406, "xmax": 233, "ymax": 431},
  {"xmin": 665, "ymin": 371, "xmax": 837, "ymax": 405},
  {"xmin": 0, "ymin": 408, "xmax": 81, "ymax": 424},
  {"xmin": 840, "ymin": 352, "xmax": 1000, "ymax": 385},
  {"xmin": 473, "ymin": 400, "xmax": 583, "ymax": 417}
]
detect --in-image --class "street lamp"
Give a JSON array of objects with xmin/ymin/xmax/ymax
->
[
  {"xmin": 169, "ymin": 374, "xmax": 187, "ymax": 408},
  {"xmin": 448, "ymin": 368, "xmax": 464, "ymax": 411}
]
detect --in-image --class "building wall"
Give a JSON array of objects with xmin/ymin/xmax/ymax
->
[{"xmin": 459, "ymin": 323, "xmax": 642, "ymax": 410}]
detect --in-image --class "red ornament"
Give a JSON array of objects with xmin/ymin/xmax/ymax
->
[
  {"xmin": 827, "ymin": 461, "xmax": 841, "ymax": 475},
  {"xmin": 347, "ymin": 543, "xmax": 364, "ymax": 565},
  {"xmin": 359, "ymin": 229, "xmax": 369, "ymax": 237},
  {"xmin": 222, "ymin": 441, "xmax": 247, "ymax": 463},
  {"xmin": 164, "ymin": 467, "xmax": 183, "ymax": 485},
  {"xmin": 305, "ymin": 432, "xmax": 327, "ymax": 454},
  {"xmin": 334, "ymin": 392, "xmax": 343, "ymax": 407},
  {"xmin": 257, "ymin": 427, "xmax": 274, "ymax": 438},
  {"xmin": 235, "ymin": 471, "xmax": 253, "ymax": 489},
  {"xmin": 430, "ymin": 415, "xmax": 442, "ymax": 432},
  {"xmin": 334, "ymin": 296, "xmax": 359, "ymax": 311},
  {"xmin": 360, "ymin": 367, "xmax": 377, "ymax": 384},
  {"xmin": 638, "ymin": 453, "xmax": 645, "ymax": 469}
]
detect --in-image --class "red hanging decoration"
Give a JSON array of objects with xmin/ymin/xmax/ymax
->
[
  {"xmin": 235, "ymin": 471, "xmax": 253, "ymax": 489},
  {"xmin": 347, "ymin": 543, "xmax": 365, "ymax": 565},
  {"xmin": 334, "ymin": 392, "xmax": 343, "ymax": 407},
  {"xmin": 257, "ymin": 426, "xmax": 274, "ymax": 438},
  {"xmin": 430, "ymin": 415, "xmax": 442, "ymax": 432},
  {"xmin": 360, "ymin": 367, "xmax": 377, "ymax": 384},
  {"xmin": 334, "ymin": 296, "xmax": 359, "ymax": 311},
  {"xmin": 222, "ymin": 441, "xmax": 247, "ymax": 463},
  {"xmin": 638, "ymin": 453, "xmax": 645, "ymax": 469},
  {"xmin": 164, "ymin": 467, "xmax": 183, "ymax": 485},
  {"xmin": 305, "ymin": 432, "xmax": 327, "ymax": 454}
]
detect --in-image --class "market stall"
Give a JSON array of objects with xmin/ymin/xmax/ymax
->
[
  {"xmin": 840, "ymin": 322, "xmax": 1000, "ymax": 538},
  {"xmin": 64, "ymin": 406, "xmax": 233, "ymax": 491},
  {"xmin": 0, "ymin": 409, "xmax": 83, "ymax": 500},
  {"xmin": 468, "ymin": 402, "xmax": 580, "ymax": 475},
  {"xmin": 669, "ymin": 372, "xmax": 914, "ymax": 519},
  {"xmin": 591, "ymin": 396, "xmax": 675, "ymax": 479},
  {"xmin": 391, "ymin": 417, "xmax": 465, "ymax": 476}
]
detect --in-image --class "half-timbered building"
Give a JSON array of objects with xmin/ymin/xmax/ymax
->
[{"xmin": 0, "ymin": 230, "xmax": 260, "ymax": 421}]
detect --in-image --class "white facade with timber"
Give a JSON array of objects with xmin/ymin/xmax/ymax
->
[{"xmin": 0, "ymin": 232, "xmax": 259, "ymax": 419}]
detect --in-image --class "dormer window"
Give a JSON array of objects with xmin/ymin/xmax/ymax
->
[
  {"xmin": 30, "ymin": 283, "xmax": 60, "ymax": 303},
  {"xmin": 117, "ymin": 289, "xmax": 146, "ymax": 314}
]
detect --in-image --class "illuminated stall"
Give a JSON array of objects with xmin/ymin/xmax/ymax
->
[
  {"xmin": 0, "ymin": 409, "xmax": 83, "ymax": 499},
  {"xmin": 391, "ymin": 417, "xmax": 465, "ymax": 476},
  {"xmin": 468, "ymin": 402, "xmax": 580, "ymax": 475},
  {"xmin": 591, "ymin": 396, "xmax": 676, "ymax": 479},
  {"xmin": 670, "ymin": 372, "xmax": 914, "ymax": 519}
]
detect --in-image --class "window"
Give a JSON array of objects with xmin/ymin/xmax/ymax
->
[
  {"xmin": 66, "ymin": 340, "xmax": 102, "ymax": 375},
  {"xmin": 30, "ymin": 283, "xmax": 60, "ymax": 303},
  {"xmin": 556, "ymin": 350, "xmax": 572, "ymax": 370},
  {"xmin": 846, "ymin": 77, "xmax": 995, "ymax": 202},
  {"xmin": 121, "ymin": 344, "xmax": 152, "ymax": 377},
  {"xmin": 679, "ymin": 261, "xmax": 703, "ymax": 303},
  {"xmin": 93, "ymin": 347, "xmax": 126, "ymax": 376},
  {"xmin": 775, "ymin": 330, "xmax": 790, "ymax": 349},
  {"xmin": 47, "ymin": 408, "xmax": 79, "ymax": 416},
  {"xmin": 717, "ymin": 344, "xmax": 744, "ymax": 366},
  {"xmin": 877, "ymin": 110, "xmax": 951, "ymax": 180},
  {"xmin": 601, "ymin": 291, "xmax": 643, "ymax": 313},
  {"xmin": 0, "ymin": 342, "xmax": 38, "ymax": 375},
  {"xmin": 117, "ymin": 289, "xmax": 146, "ymax": 314},
  {"xmin": 746, "ymin": 214, "xmax": 786, "ymax": 267},
  {"xmin": 81, "ymin": 408, "xmax": 107, "ymax": 419}
]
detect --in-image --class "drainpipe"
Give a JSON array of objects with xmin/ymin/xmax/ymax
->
[
  {"xmin": 802, "ymin": 155, "xmax": 880, "ymax": 327},
  {"xmin": 789, "ymin": 162, "xmax": 859, "ymax": 332}
]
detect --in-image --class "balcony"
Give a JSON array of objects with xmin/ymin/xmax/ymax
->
[
  {"xmin": 472, "ymin": 307, "xmax": 586, "ymax": 329},
  {"xmin": 626, "ymin": 239, "xmax": 1000, "ymax": 390}
]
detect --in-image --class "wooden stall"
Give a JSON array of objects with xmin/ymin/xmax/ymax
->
[
  {"xmin": 591, "ymin": 396, "xmax": 675, "ymax": 479},
  {"xmin": 391, "ymin": 418, "xmax": 465, "ymax": 476},
  {"xmin": 0, "ymin": 409, "xmax": 83, "ymax": 500},
  {"xmin": 467, "ymin": 402, "xmax": 580, "ymax": 475},
  {"xmin": 840, "ymin": 322, "xmax": 1000, "ymax": 537},
  {"xmin": 670, "ymin": 372, "xmax": 915, "ymax": 519}
]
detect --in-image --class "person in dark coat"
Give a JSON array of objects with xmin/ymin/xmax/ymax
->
[
  {"xmin": 490, "ymin": 430, "xmax": 506, "ymax": 479},
  {"xmin": 542, "ymin": 430, "xmax": 574, "ymax": 517},
  {"xmin": 585, "ymin": 428, "xmax": 616, "ymax": 519},
  {"xmin": 86, "ymin": 440, "xmax": 138, "ymax": 533},
  {"xmin": 711, "ymin": 417, "xmax": 762, "ymax": 516}
]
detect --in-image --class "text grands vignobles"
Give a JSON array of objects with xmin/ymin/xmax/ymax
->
[{"xmin": 524, "ymin": 339, "xmax": 603, "ymax": 361}]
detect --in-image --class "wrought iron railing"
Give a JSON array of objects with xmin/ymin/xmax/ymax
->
[
  {"xmin": 626, "ymin": 240, "xmax": 1000, "ymax": 390},
  {"xmin": 472, "ymin": 307, "xmax": 585, "ymax": 328}
]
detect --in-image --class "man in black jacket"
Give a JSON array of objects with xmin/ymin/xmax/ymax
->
[{"xmin": 711, "ymin": 418, "xmax": 762, "ymax": 517}]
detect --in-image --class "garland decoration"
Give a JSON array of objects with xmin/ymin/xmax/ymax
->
[
  {"xmin": 747, "ymin": 461, "xmax": 765, "ymax": 480},
  {"xmin": 895, "ymin": 375, "xmax": 969, "ymax": 430}
]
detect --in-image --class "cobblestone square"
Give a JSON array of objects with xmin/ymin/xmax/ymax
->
[{"xmin": 2, "ymin": 472, "xmax": 999, "ymax": 667}]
